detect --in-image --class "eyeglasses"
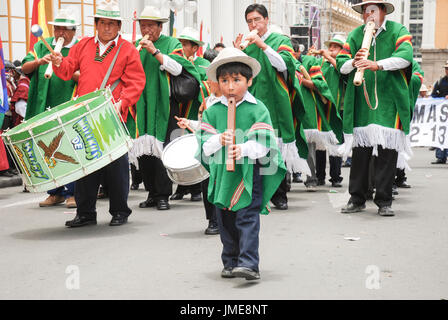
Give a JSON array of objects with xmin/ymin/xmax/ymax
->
[{"xmin": 246, "ymin": 17, "xmax": 264, "ymax": 25}]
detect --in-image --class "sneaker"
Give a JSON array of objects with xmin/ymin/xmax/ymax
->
[
  {"xmin": 221, "ymin": 267, "xmax": 235, "ymax": 279},
  {"xmin": 306, "ymin": 184, "xmax": 317, "ymax": 192},
  {"xmin": 231, "ymin": 267, "xmax": 260, "ymax": 281},
  {"xmin": 39, "ymin": 195, "xmax": 65, "ymax": 207}
]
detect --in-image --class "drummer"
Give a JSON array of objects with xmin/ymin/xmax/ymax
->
[
  {"xmin": 50, "ymin": 0, "xmax": 145, "ymax": 227},
  {"xmin": 22, "ymin": 9, "xmax": 80, "ymax": 209}
]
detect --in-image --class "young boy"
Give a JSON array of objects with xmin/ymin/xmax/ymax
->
[{"xmin": 197, "ymin": 48, "xmax": 286, "ymax": 280}]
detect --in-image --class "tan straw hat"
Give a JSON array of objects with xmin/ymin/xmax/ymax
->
[
  {"xmin": 178, "ymin": 27, "xmax": 204, "ymax": 46},
  {"xmin": 48, "ymin": 8, "xmax": 80, "ymax": 27},
  {"xmin": 444, "ymin": 60, "xmax": 448, "ymax": 68},
  {"xmin": 206, "ymin": 47, "xmax": 261, "ymax": 82},
  {"xmin": 351, "ymin": 0, "xmax": 395, "ymax": 15},
  {"xmin": 136, "ymin": 6, "xmax": 169, "ymax": 23},
  {"xmin": 324, "ymin": 34, "xmax": 346, "ymax": 48},
  {"xmin": 94, "ymin": 0, "xmax": 123, "ymax": 20}
]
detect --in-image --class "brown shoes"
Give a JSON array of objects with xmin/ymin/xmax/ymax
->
[
  {"xmin": 65, "ymin": 196, "xmax": 77, "ymax": 208},
  {"xmin": 39, "ymin": 195, "xmax": 65, "ymax": 207}
]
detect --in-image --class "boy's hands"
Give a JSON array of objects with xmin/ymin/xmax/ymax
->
[
  {"xmin": 220, "ymin": 130, "xmax": 242, "ymax": 160},
  {"xmin": 176, "ymin": 117, "xmax": 190, "ymax": 129}
]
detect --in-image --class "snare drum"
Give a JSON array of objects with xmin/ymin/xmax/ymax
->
[
  {"xmin": 1, "ymin": 88, "xmax": 133, "ymax": 192},
  {"xmin": 162, "ymin": 134, "xmax": 209, "ymax": 186}
]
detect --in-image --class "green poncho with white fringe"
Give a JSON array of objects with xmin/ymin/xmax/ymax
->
[
  {"xmin": 244, "ymin": 32, "xmax": 310, "ymax": 175},
  {"xmin": 197, "ymin": 98, "xmax": 286, "ymax": 215},
  {"xmin": 129, "ymin": 35, "xmax": 203, "ymax": 163},
  {"xmin": 336, "ymin": 20, "xmax": 414, "ymax": 157}
]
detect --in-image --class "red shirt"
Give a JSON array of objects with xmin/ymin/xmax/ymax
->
[{"xmin": 53, "ymin": 36, "xmax": 145, "ymax": 122}]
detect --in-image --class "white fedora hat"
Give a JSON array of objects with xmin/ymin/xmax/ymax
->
[
  {"xmin": 324, "ymin": 34, "xmax": 346, "ymax": 48},
  {"xmin": 206, "ymin": 47, "xmax": 261, "ymax": 82},
  {"xmin": 444, "ymin": 60, "xmax": 448, "ymax": 68},
  {"xmin": 94, "ymin": 0, "xmax": 123, "ymax": 21},
  {"xmin": 420, "ymin": 84, "xmax": 428, "ymax": 92},
  {"xmin": 178, "ymin": 27, "xmax": 204, "ymax": 47},
  {"xmin": 48, "ymin": 8, "xmax": 80, "ymax": 27},
  {"xmin": 352, "ymin": 0, "xmax": 395, "ymax": 15},
  {"xmin": 136, "ymin": 6, "xmax": 169, "ymax": 23}
]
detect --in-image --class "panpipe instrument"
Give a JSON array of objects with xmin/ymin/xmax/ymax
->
[
  {"xmin": 226, "ymin": 97, "xmax": 236, "ymax": 172},
  {"xmin": 353, "ymin": 21, "xmax": 376, "ymax": 86},
  {"xmin": 299, "ymin": 65, "xmax": 328, "ymax": 105},
  {"xmin": 136, "ymin": 34, "xmax": 149, "ymax": 52},
  {"xmin": 44, "ymin": 37, "xmax": 64, "ymax": 79},
  {"xmin": 240, "ymin": 30, "xmax": 259, "ymax": 50}
]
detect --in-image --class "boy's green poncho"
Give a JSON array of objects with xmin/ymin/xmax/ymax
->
[
  {"xmin": 23, "ymin": 37, "xmax": 77, "ymax": 120},
  {"xmin": 197, "ymin": 98, "xmax": 286, "ymax": 215}
]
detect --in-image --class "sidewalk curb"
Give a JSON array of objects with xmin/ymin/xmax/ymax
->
[{"xmin": 0, "ymin": 176, "xmax": 23, "ymax": 188}]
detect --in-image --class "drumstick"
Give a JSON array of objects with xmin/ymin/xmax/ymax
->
[
  {"xmin": 174, "ymin": 116, "xmax": 195, "ymax": 133},
  {"xmin": 299, "ymin": 65, "xmax": 328, "ymax": 104},
  {"xmin": 44, "ymin": 37, "xmax": 64, "ymax": 79},
  {"xmin": 31, "ymin": 25, "xmax": 56, "ymax": 54},
  {"xmin": 240, "ymin": 30, "xmax": 258, "ymax": 50},
  {"xmin": 136, "ymin": 34, "xmax": 149, "ymax": 52},
  {"xmin": 226, "ymin": 97, "xmax": 236, "ymax": 172},
  {"xmin": 354, "ymin": 21, "xmax": 376, "ymax": 86}
]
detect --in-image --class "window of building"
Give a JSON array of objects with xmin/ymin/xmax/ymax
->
[{"xmin": 410, "ymin": 0, "xmax": 424, "ymax": 20}]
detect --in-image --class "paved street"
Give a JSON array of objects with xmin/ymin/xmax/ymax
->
[{"xmin": 0, "ymin": 147, "xmax": 447, "ymax": 300}]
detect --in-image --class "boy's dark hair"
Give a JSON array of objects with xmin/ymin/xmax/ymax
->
[
  {"xmin": 245, "ymin": 4, "xmax": 269, "ymax": 20},
  {"xmin": 216, "ymin": 62, "xmax": 253, "ymax": 81},
  {"xmin": 203, "ymin": 49, "xmax": 219, "ymax": 63},
  {"xmin": 213, "ymin": 43, "xmax": 225, "ymax": 50}
]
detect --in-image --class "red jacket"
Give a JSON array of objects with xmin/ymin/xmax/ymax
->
[{"xmin": 53, "ymin": 36, "xmax": 145, "ymax": 122}]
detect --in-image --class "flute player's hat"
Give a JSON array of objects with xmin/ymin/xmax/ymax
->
[
  {"xmin": 93, "ymin": 0, "xmax": 123, "ymax": 21},
  {"xmin": 136, "ymin": 6, "xmax": 169, "ymax": 23},
  {"xmin": 324, "ymin": 34, "xmax": 346, "ymax": 48},
  {"xmin": 351, "ymin": 0, "xmax": 395, "ymax": 15},
  {"xmin": 177, "ymin": 27, "xmax": 205, "ymax": 47},
  {"xmin": 206, "ymin": 47, "xmax": 261, "ymax": 82},
  {"xmin": 48, "ymin": 8, "xmax": 80, "ymax": 27}
]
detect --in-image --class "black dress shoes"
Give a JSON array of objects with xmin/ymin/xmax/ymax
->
[
  {"xmin": 110, "ymin": 214, "xmax": 128, "ymax": 226},
  {"xmin": 221, "ymin": 267, "xmax": 235, "ymax": 278},
  {"xmin": 231, "ymin": 267, "xmax": 260, "ymax": 281},
  {"xmin": 65, "ymin": 215, "xmax": 97, "ymax": 228},
  {"xmin": 378, "ymin": 206, "xmax": 395, "ymax": 216},
  {"xmin": 317, "ymin": 179, "xmax": 325, "ymax": 186},
  {"xmin": 157, "ymin": 199, "xmax": 170, "ymax": 210},
  {"xmin": 331, "ymin": 181, "xmax": 342, "ymax": 188},
  {"xmin": 190, "ymin": 193, "xmax": 202, "ymax": 202},
  {"xmin": 139, "ymin": 198, "xmax": 157, "ymax": 208},
  {"xmin": 170, "ymin": 193, "xmax": 184, "ymax": 200},
  {"xmin": 431, "ymin": 159, "xmax": 446, "ymax": 164},
  {"xmin": 341, "ymin": 202, "xmax": 366, "ymax": 214},
  {"xmin": 205, "ymin": 220, "xmax": 219, "ymax": 235},
  {"xmin": 271, "ymin": 199, "xmax": 288, "ymax": 210},
  {"xmin": 396, "ymin": 181, "xmax": 411, "ymax": 188}
]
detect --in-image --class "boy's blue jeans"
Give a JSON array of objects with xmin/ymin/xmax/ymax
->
[
  {"xmin": 435, "ymin": 148, "xmax": 448, "ymax": 161},
  {"xmin": 216, "ymin": 164, "xmax": 262, "ymax": 272}
]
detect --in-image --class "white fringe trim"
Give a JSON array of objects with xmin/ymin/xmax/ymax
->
[
  {"xmin": 397, "ymin": 152, "xmax": 411, "ymax": 171},
  {"xmin": 128, "ymin": 134, "xmax": 164, "ymax": 168},
  {"xmin": 277, "ymin": 138, "xmax": 311, "ymax": 176},
  {"xmin": 304, "ymin": 129, "xmax": 341, "ymax": 153}
]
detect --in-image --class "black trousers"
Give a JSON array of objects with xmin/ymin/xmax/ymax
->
[
  {"xmin": 395, "ymin": 168, "xmax": 406, "ymax": 185},
  {"xmin": 138, "ymin": 98, "xmax": 182, "ymax": 202},
  {"xmin": 201, "ymin": 178, "xmax": 217, "ymax": 222},
  {"xmin": 175, "ymin": 183, "xmax": 202, "ymax": 196},
  {"xmin": 316, "ymin": 150, "xmax": 343, "ymax": 183},
  {"xmin": 75, "ymin": 154, "xmax": 131, "ymax": 218},
  {"xmin": 349, "ymin": 146, "xmax": 398, "ymax": 208},
  {"xmin": 271, "ymin": 176, "xmax": 289, "ymax": 203}
]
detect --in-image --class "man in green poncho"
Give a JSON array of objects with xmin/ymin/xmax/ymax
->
[
  {"xmin": 336, "ymin": 0, "xmax": 414, "ymax": 217},
  {"xmin": 314, "ymin": 35, "xmax": 347, "ymax": 188},
  {"xmin": 131, "ymin": 6, "xmax": 202, "ymax": 211},
  {"xmin": 198, "ymin": 47, "xmax": 286, "ymax": 280},
  {"xmin": 234, "ymin": 4, "xmax": 310, "ymax": 210},
  {"xmin": 169, "ymin": 27, "xmax": 211, "ymax": 202},
  {"xmin": 22, "ymin": 9, "xmax": 80, "ymax": 209}
]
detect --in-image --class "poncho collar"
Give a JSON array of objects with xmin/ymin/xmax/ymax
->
[
  {"xmin": 212, "ymin": 91, "xmax": 257, "ymax": 108},
  {"xmin": 52, "ymin": 36, "xmax": 77, "ymax": 48}
]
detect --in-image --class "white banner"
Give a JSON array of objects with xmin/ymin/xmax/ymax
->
[{"xmin": 410, "ymin": 97, "xmax": 448, "ymax": 148}]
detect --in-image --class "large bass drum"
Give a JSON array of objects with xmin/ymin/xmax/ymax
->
[
  {"xmin": 162, "ymin": 134, "xmax": 209, "ymax": 186},
  {"xmin": 1, "ymin": 88, "xmax": 133, "ymax": 192}
]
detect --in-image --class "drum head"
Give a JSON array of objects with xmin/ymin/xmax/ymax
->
[{"xmin": 162, "ymin": 134, "xmax": 199, "ymax": 169}]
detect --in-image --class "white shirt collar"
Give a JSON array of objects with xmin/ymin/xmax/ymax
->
[
  {"xmin": 261, "ymin": 29, "xmax": 271, "ymax": 42},
  {"xmin": 212, "ymin": 91, "xmax": 257, "ymax": 107},
  {"xmin": 94, "ymin": 34, "xmax": 120, "ymax": 47},
  {"xmin": 52, "ymin": 36, "xmax": 77, "ymax": 49}
]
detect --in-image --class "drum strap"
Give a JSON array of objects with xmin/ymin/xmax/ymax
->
[{"xmin": 100, "ymin": 43, "xmax": 124, "ymax": 91}]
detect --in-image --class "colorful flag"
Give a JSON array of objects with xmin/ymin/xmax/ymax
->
[
  {"xmin": 29, "ymin": 0, "xmax": 51, "ymax": 52},
  {"xmin": 197, "ymin": 20, "xmax": 204, "ymax": 57},
  {"xmin": 0, "ymin": 34, "xmax": 10, "ymax": 171},
  {"xmin": 132, "ymin": 10, "xmax": 137, "ymax": 42}
]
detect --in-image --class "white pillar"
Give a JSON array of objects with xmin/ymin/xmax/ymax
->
[{"xmin": 421, "ymin": 0, "xmax": 436, "ymax": 49}]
